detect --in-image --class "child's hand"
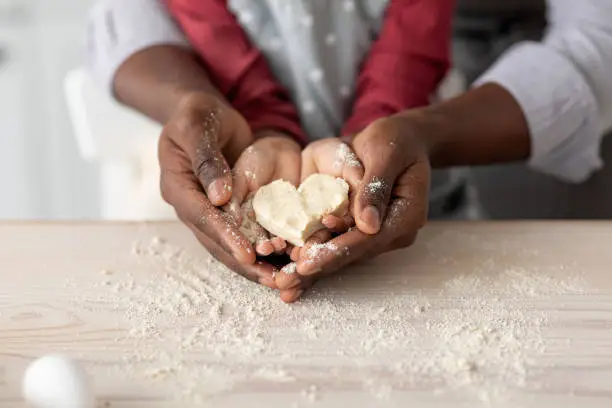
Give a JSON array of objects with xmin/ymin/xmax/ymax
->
[
  {"xmin": 227, "ymin": 131, "xmax": 302, "ymax": 257},
  {"xmin": 300, "ymin": 137, "xmax": 365, "ymax": 233}
]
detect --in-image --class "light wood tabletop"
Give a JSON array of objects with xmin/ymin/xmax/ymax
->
[{"xmin": 1, "ymin": 222, "xmax": 612, "ymax": 408}]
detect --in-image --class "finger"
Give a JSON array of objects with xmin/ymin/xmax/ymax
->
[
  {"xmin": 290, "ymin": 246, "xmax": 301, "ymax": 262},
  {"xmin": 391, "ymin": 158, "xmax": 431, "ymax": 226},
  {"xmin": 351, "ymin": 130, "xmax": 406, "ymax": 235},
  {"xmin": 301, "ymin": 141, "xmax": 364, "ymax": 186},
  {"xmin": 321, "ymin": 214, "xmax": 355, "ymax": 233},
  {"xmin": 274, "ymin": 149, "xmax": 301, "ymax": 187},
  {"xmin": 295, "ymin": 229, "xmax": 334, "ymax": 276},
  {"xmin": 275, "ymin": 262, "xmax": 302, "ymax": 290},
  {"xmin": 222, "ymin": 199, "xmax": 242, "ymax": 224},
  {"xmin": 184, "ymin": 221, "xmax": 278, "ymax": 288},
  {"xmin": 159, "ymin": 151, "xmax": 255, "ymax": 265},
  {"xmin": 300, "ymin": 140, "xmax": 340, "ymax": 183},
  {"xmin": 279, "ymin": 272, "xmax": 318, "ymax": 303},
  {"xmin": 300, "ymin": 144, "xmax": 319, "ymax": 183},
  {"xmin": 270, "ymin": 237, "xmax": 287, "ymax": 254},
  {"xmin": 354, "ymin": 175, "xmax": 393, "ymax": 235},
  {"xmin": 229, "ymin": 167, "xmax": 251, "ymax": 210},
  {"xmin": 256, "ymin": 240, "xmax": 275, "ymax": 256},
  {"xmin": 299, "ymin": 229, "xmax": 333, "ymax": 259},
  {"xmin": 280, "ymin": 288, "xmax": 305, "ymax": 303},
  {"xmin": 169, "ymin": 109, "xmax": 233, "ymax": 206},
  {"xmin": 230, "ymin": 148, "xmax": 270, "ymax": 208},
  {"xmin": 297, "ymin": 196, "xmax": 425, "ymax": 278},
  {"xmin": 321, "ymin": 215, "xmax": 342, "ymax": 230},
  {"xmin": 295, "ymin": 159, "xmax": 430, "ymax": 279},
  {"xmin": 376, "ymin": 197, "xmax": 423, "ymax": 253},
  {"xmin": 335, "ymin": 142, "xmax": 364, "ymax": 188},
  {"xmin": 296, "ymin": 228, "xmax": 374, "ymax": 276}
]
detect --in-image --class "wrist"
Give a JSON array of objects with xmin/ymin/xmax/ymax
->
[
  {"xmin": 391, "ymin": 109, "xmax": 444, "ymax": 159},
  {"xmin": 395, "ymin": 84, "xmax": 530, "ymax": 168}
]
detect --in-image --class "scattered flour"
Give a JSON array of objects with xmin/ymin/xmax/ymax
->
[
  {"xmin": 301, "ymin": 384, "xmax": 319, "ymax": 403},
  {"xmin": 84, "ymin": 235, "xmax": 587, "ymax": 405}
]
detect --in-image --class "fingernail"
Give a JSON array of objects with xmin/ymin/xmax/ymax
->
[
  {"xmin": 259, "ymin": 277, "xmax": 276, "ymax": 288},
  {"xmin": 284, "ymin": 276, "xmax": 301, "ymax": 289},
  {"xmin": 293, "ymin": 289, "xmax": 304, "ymax": 300},
  {"xmin": 297, "ymin": 264, "xmax": 321, "ymax": 276},
  {"xmin": 321, "ymin": 216, "xmax": 336, "ymax": 229},
  {"xmin": 362, "ymin": 206, "xmax": 380, "ymax": 230},
  {"xmin": 208, "ymin": 179, "xmax": 228, "ymax": 202}
]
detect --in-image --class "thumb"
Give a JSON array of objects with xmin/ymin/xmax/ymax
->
[
  {"xmin": 351, "ymin": 128, "xmax": 404, "ymax": 235},
  {"xmin": 176, "ymin": 110, "xmax": 234, "ymax": 206},
  {"xmin": 194, "ymin": 146, "xmax": 233, "ymax": 206},
  {"xmin": 354, "ymin": 173, "xmax": 396, "ymax": 235}
]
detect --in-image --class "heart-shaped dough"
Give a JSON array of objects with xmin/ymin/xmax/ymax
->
[{"xmin": 252, "ymin": 174, "xmax": 349, "ymax": 246}]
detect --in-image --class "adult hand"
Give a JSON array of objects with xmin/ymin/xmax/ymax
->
[
  {"xmin": 226, "ymin": 131, "xmax": 302, "ymax": 257},
  {"xmin": 159, "ymin": 92, "xmax": 277, "ymax": 287},
  {"xmin": 276, "ymin": 116, "xmax": 431, "ymax": 302}
]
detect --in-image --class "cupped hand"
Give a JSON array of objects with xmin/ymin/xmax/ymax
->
[
  {"xmin": 300, "ymin": 137, "xmax": 365, "ymax": 232},
  {"xmin": 225, "ymin": 131, "xmax": 303, "ymax": 257},
  {"xmin": 158, "ymin": 92, "xmax": 278, "ymax": 287},
  {"xmin": 276, "ymin": 117, "xmax": 431, "ymax": 302}
]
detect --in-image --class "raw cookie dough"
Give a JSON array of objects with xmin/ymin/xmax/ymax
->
[
  {"xmin": 223, "ymin": 196, "xmax": 269, "ymax": 246},
  {"xmin": 252, "ymin": 174, "xmax": 349, "ymax": 246},
  {"xmin": 237, "ymin": 197, "xmax": 268, "ymax": 245}
]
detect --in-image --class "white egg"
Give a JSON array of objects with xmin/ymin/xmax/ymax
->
[{"xmin": 22, "ymin": 354, "xmax": 94, "ymax": 408}]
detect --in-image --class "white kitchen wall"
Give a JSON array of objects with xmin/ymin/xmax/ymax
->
[{"xmin": 0, "ymin": 0, "xmax": 99, "ymax": 219}]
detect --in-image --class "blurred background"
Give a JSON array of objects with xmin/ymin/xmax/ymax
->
[
  {"xmin": 0, "ymin": 0, "xmax": 99, "ymax": 219},
  {"xmin": 3, "ymin": 0, "xmax": 611, "ymax": 221}
]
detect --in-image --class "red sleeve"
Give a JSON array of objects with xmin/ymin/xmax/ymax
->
[
  {"xmin": 342, "ymin": 0, "xmax": 455, "ymax": 136},
  {"xmin": 164, "ymin": 0, "xmax": 307, "ymax": 145}
]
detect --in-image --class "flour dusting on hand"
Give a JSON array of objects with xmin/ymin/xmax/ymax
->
[
  {"xmin": 334, "ymin": 143, "xmax": 362, "ymax": 170},
  {"xmin": 366, "ymin": 177, "xmax": 385, "ymax": 195}
]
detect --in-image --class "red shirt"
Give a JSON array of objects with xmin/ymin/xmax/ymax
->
[
  {"xmin": 165, "ymin": 0, "xmax": 454, "ymax": 142},
  {"xmin": 343, "ymin": 0, "xmax": 455, "ymax": 135}
]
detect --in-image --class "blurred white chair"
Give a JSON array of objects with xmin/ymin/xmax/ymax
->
[{"xmin": 63, "ymin": 68, "xmax": 175, "ymax": 220}]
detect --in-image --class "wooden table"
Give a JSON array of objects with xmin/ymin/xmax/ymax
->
[{"xmin": 1, "ymin": 222, "xmax": 612, "ymax": 408}]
